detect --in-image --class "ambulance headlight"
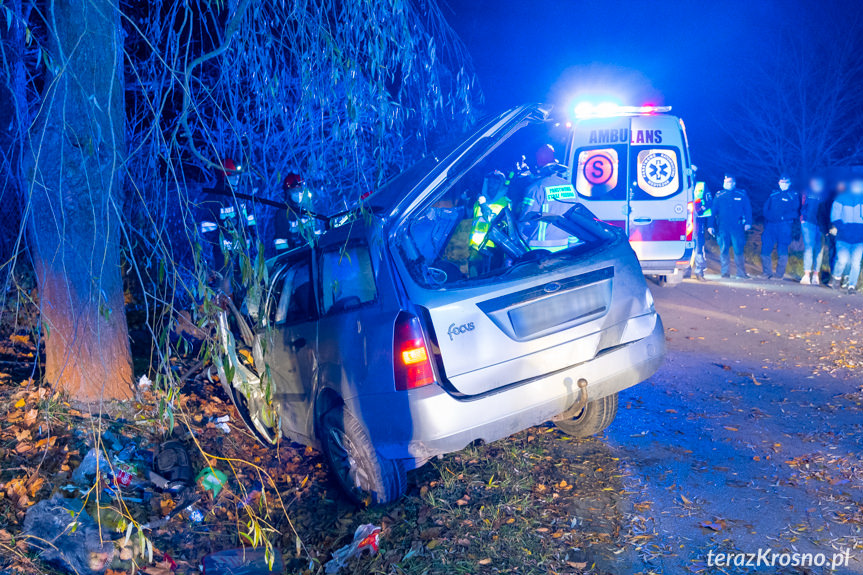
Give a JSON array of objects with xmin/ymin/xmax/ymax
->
[{"xmin": 645, "ymin": 288, "xmax": 655, "ymax": 311}]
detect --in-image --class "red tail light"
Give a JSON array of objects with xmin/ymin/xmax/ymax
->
[
  {"xmin": 685, "ymin": 201, "xmax": 694, "ymax": 242},
  {"xmin": 393, "ymin": 313, "xmax": 434, "ymax": 391}
]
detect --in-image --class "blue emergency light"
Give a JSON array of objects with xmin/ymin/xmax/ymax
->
[{"xmin": 574, "ymin": 103, "xmax": 672, "ymax": 119}]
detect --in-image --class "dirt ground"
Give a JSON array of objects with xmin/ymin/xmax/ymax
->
[
  {"xmin": 606, "ymin": 274, "xmax": 863, "ymax": 574},
  {"xmin": 3, "ymin": 263, "xmax": 863, "ymax": 575}
]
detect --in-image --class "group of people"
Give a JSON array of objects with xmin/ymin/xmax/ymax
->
[
  {"xmin": 468, "ymin": 143, "xmax": 578, "ymax": 255},
  {"xmin": 196, "ymin": 158, "xmax": 318, "ymax": 294},
  {"xmin": 692, "ymin": 172, "xmax": 863, "ymax": 293}
]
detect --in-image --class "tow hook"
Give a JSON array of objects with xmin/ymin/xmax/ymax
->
[{"xmin": 553, "ymin": 378, "xmax": 589, "ymax": 421}]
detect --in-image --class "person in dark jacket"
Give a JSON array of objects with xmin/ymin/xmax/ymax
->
[
  {"xmin": 759, "ymin": 175, "xmax": 799, "ymax": 279},
  {"xmin": 520, "ymin": 144, "xmax": 578, "ymax": 251},
  {"xmin": 712, "ymin": 174, "xmax": 753, "ymax": 279},
  {"xmin": 799, "ymin": 176, "xmax": 829, "ymax": 285},
  {"xmin": 829, "ymin": 178, "xmax": 863, "ymax": 293}
]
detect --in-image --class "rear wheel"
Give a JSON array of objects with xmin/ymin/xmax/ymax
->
[
  {"xmin": 319, "ymin": 406, "xmax": 406, "ymax": 505},
  {"xmin": 554, "ymin": 393, "xmax": 618, "ymax": 437}
]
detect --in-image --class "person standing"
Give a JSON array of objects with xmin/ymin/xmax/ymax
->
[
  {"xmin": 197, "ymin": 158, "xmax": 246, "ymax": 293},
  {"xmin": 712, "ymin": 174, "xmax": 752, "ymax": 279},
  {"xmin": 829, "ymin": 178, "xmax": 863, "ymax": 293},
  {"xmin": 273, "ymin": 172, "xmax": 306, "ymax": 254},
  {"xmin": 759, "ymin": 175, "xmax": 799, "ymax": 279},
  {"xmin": 799, "ymin": 176, "xmax": 829, "ymax": 285},
  {"xmin": 692, "ymin": 181, "xmax": 713, "ymax": 281}
]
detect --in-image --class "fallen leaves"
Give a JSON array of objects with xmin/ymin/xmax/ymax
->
[
  {"xmin": 23, "ymin": 408, "xmax": 38, "ymax": 426},
  {"xmin": 2, "ymin": 476, "xmax": 40, "ymax": 508},
  {"xmin": 699, "ymin": 519, "xmax": 726, "ymax": 531},
  {"xmin": 9, "ymin": 334, "xmax": 30, "ymax": 346},
  {"xmin": 142, "ymin": 559, "xmax": 175, "ymax": 575}
]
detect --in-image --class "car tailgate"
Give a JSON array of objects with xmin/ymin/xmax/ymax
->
[{"xmin": 420, "ymin": 243, "xmax": 651, "ymax": 397}]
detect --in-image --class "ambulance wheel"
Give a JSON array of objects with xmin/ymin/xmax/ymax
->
[
  {"xmin": 654, "ymin": 273, "xmax": 684, "ymax": 287},
  {"xmin": 320, "ymin": 406, "xmax": 407, "ymax": 506},
  {"xmin": 554, "ymin": 393, "xmax": 618, "ymax": 438}
]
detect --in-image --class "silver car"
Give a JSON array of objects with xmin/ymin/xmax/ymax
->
[{"xmin": 215, "ymin": 105, "xmax": 666, "ymax": 504}]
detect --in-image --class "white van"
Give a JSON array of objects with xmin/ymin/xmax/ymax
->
[{"xmin": 567, "ymin": 105, "xmax": 695, "ymax": 285}]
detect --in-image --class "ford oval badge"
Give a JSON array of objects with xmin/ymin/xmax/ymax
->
[{"xmin": 543, "ymin": 282, "xmax": 562, "ymax": 294}]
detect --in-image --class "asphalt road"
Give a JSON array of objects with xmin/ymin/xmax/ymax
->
[{"xmin": 602, "ymin": 276, "xmax": 863, "ymax": 574}]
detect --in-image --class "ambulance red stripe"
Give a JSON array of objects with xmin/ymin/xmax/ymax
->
[{"xmin": 628, "ymin": 220, "xmax": 686, "ymax": 242}]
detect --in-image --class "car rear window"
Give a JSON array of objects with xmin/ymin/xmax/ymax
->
[{"xmin": 395, "ymin": 119, "xmax": 615, "ymax": 289}]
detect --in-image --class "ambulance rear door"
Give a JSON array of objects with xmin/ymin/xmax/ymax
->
[
  {"xmin": 626, "ymin": 115, "xmax": 690, "ymax": 263},
  {"xmin": 569, "ymin": 117, "xmax": 632, "ymax": 234}
]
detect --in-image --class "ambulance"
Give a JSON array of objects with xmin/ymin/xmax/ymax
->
[{"xmin": 567, "ymin": 104, "xmax": 695, "ymax": 285}]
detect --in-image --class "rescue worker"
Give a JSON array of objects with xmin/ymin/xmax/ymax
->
[
  {"xmin": 197, "ymin": 158, "xmax": 251, "ymax": 293},
  {"xmin": 506, "ymin": 155, "xmax": 533, "ymax": 218},
  {"xmin": 759, "ymin": 175, "xmax": 799, "ymax": 279},
  {"xmin": 692, "ymin": 181, "xmax": 713, "ymax": 281},
  {"xmin": 799, "ymin": 176, "xmax": 829, "ymax": 285},
  {"xmin": 712, "ymin": 174, "xmax": 752, "ymax": 279},
  {"xmin": 469, "ymin": 170, "xmax": 511, "ymax": 250},
  {"xmin": 272, "ymin": 172, "xmax": 305, "ymax": 254},
  {"xmin": 828, "ymin": 178, "xmax": 863, "ymax": 293},
  {"xmin": 289, "ymin": 175, "xmax": 319, "ymax": 244},
  {"xmin": 519, "ymin": 144, "xmax": 578, "ymax": 251}
]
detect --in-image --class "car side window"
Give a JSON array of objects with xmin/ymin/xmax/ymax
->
[
  {"xmin": 320, "ymin": 245, "xmax": 377, "ymax": 315},
  {"xmin": 271, "ymin": 258, "xmax": 316, "ymax": 325}
]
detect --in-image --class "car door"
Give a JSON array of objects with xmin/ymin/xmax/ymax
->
[
  {"xmin": 314, "ymin": 239, "xmax": 381, "ymax": 403},
  {"xmin": 265, "ymin": 251, "xmax": 319, "ymax": 443}
]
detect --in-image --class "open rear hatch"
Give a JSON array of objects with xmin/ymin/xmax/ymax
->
[{"xmin": 389, "ymin": 104, "xmax": 653, "ymax": 397}]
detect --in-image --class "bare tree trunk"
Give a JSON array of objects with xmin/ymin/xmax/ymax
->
[{"xmin": 22, "ymin": 0, "xmax": 132, "ymax": 403}]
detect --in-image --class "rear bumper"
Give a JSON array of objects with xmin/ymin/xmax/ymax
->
[
  {"xmin": 639, "ymin": 258, "xmax": 691, "ymax": 275},
  {"xmin": 351, "ymin": 313, "xmax": 665, "ymax": 468}
]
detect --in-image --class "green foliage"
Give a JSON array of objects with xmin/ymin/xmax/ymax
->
[
  {"xmin": 0, "ymin": 0, "xmax": 479, "ymax": 568},
  {"xmin": 126, "ymin": 0, "xmax": 479, "ymax": 211}
]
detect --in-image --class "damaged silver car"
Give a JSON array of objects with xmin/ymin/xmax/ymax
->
[{"xmin": 214, "ymin": 104, "xmax": 666, "ymax": 504}]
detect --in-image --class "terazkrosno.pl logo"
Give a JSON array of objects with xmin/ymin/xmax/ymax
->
[{"xmin": 707, "ymin": 548, "xmax": 851, "ymax": 570}]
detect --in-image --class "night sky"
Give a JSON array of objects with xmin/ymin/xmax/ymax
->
[{"xmin": 445, "ymin": 0, "xmax": 798, "ymax": 186}]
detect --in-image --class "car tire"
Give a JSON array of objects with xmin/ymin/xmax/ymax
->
[
  {"xmin": 554, "ymin": 392, "xmax": 618, "ymax": 438},
  {"xmin": 320, "ymin": 406, "xmax": 407, "ymax": 505}
]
